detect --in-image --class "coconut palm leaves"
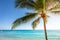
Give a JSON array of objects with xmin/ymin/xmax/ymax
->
[
  {"xmin": 46, "ymin": 0, "xmax": 60, "ymax": 14},
  {"xmin": 15, "ymin": 0, "xmax": 60, "ymax": 11},
  {"xmin": 15, "ymin": 0, "xmax": 46, "ymax": 10},
  {"xmin": 51, "ymin": 11, "xmax": 60, "ymax": 14},
  {"xmin": 15, "ymin": 0, "xmax": 37, "ymax": 9},
  {"xmin": 11, "ymin": 0, "xmax": 60, "ymax": 30},
  {"xmin": 11, "ymin": 13, "xmax": 37, "ymax": 30},
  {"xmin": 32, "ymin": 17, "xmax": 41, "ymax": 30},
  {"xmin": 47, "ymin": 0, "xmax": 60, "ymax": 9}
]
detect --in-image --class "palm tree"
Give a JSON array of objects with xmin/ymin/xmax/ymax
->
[{"xmin": 11, "ymin": 0, "xmax": 60, "ymax": 40}]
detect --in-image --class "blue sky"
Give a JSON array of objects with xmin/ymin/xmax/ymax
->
[
  {"xmin": 0, "ymin": 0, "xmax": 60, "ymax": 30},
  {"xmin": 0, "ymin": 0, "xmax": 28, "ymax": 30},
  {"xmin": 0, "ymin": 0, "xmax": 35, "ymax": 30}
]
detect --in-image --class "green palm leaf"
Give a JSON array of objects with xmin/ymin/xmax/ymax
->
[
  {"xmin": 51, "ymin": 11, "xmax": 60, "ymax": 14},
  {"xmin": 35, "ymin": 0, "xmax": 43, "ymax": 9},
  {"xmin": 32, "ymin": 17, "xmax": 41, "ymax": 30},
  {"xmin": 15, "ymin": 0, "xmax": 47, "ymax": 10},
  {"xmin": 15, "ymin": 0, "xmax": 26, "ymax": 7},
  {"xmin": 15, "ymin": 0, "xmax": 37, "ymax": 9},
  {"xmin": 15, "ymin": 0, "xmax": 60, "ymax": 10},
  {"xmin": 11, "ymin": 13, "xmax": 37, "ymax": 30}
]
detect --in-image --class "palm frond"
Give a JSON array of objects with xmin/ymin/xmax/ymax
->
[
  {"xmin": 52, "ymin": 0, "xmax": 60, "ymax": 3},
  {"xmin": 11, "ymin": 13, "xmax": 37, "ymax": 30},
  {"xmin": 32, "ymin": 17, "xmax": 41, "ymax": 30},
  {"xmin": 49, "ymin": 5, "xmax": 60, "ymax": 11},
  {"xmin": 15, "ymin": 0, "xmax": 25, "ymax": 7},
  {"xmin": 35, "ymin": 0, "xmax": 45, "ymax": 10},
  {"xmin": 51, "ymin": 11, "xmax": 60, "ymax": 14},
  {"xmin": 46, "ymin": 0, "xmax": 60, "ymax": 10},
  {"xmin": 15, "ymin": 0, "xmax": 38, "ymax": 9},
  {"xmin": 15, "ymin": 0, "xmax": 48, "ymax": 10},
  {"xmin": 46, "ymin": 0, "xmax": 60, "ymax": 2},
  {"xmin": 26, "ymin": 12, "xmax": 36, "ymax": 15}
]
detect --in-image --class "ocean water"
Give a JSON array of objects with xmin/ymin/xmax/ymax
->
[{"xmin": 0, "ymin": 30, "xmax": 60, "ymax": 40}]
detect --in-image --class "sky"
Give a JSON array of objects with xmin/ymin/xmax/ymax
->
[{"xmin": 0, "ymin": 0, "xmax": 60, "ymax": 30}]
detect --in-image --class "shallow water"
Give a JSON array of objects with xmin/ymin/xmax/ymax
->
[{"xmin": 0, "ymin": 30, "xmax": 60, "ymax": 40}]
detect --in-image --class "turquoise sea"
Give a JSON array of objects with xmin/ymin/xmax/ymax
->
[{"xmin": 0, "ymin": 30, "xmax": 60, "ymax": 40}]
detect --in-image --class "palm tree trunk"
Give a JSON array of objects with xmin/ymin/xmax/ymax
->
[
  {"xmin": 43, "ymin": 19, "xmax": 48, "ymax": 40},
  {"xmin": 42, "ymin": 10, "xmax": 48, "ymax": 40}
]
